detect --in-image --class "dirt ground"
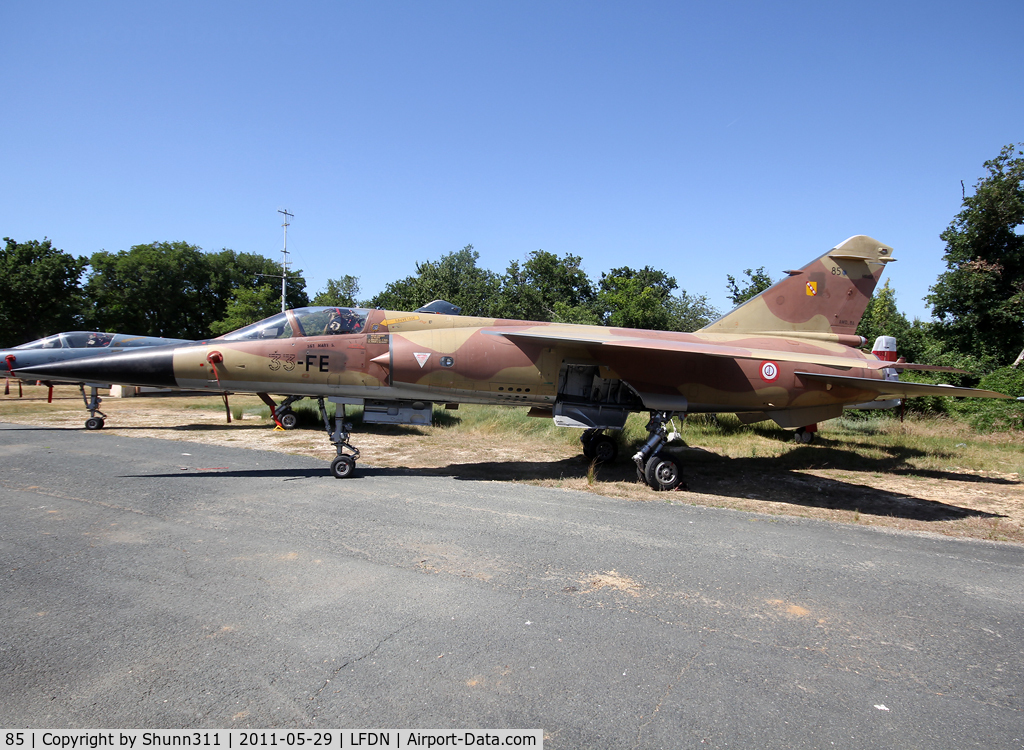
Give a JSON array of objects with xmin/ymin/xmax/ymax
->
[{"xmin": 3, "ymin": 387, "xmax": 1023, "ymax": 544}]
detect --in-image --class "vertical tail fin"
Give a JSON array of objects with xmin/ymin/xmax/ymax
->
[{"xmin": 699, "ymin": 235, "xmax": 895, "ymax": 337}]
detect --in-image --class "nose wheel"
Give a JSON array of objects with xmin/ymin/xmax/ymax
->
[
  {"xmin": 80, "ymin": 385, "xmax": 108, "ymax": 430},
  {"xmin": 330, "ymin": 455, "xmax": 355, "ymax": 478},
  {"xmin": 318, "ymin": 397, "xmax": 360, "ymax": 479}
]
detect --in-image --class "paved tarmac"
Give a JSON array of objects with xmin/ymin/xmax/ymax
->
[{"xmin": 0, "ymin": 422, "xmax": 1021, "ymax": 748}]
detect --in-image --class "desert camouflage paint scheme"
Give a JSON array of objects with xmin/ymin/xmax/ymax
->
[{"xmin": 14, "ymin": 236, "xmax": 1011, "ymax": 486}]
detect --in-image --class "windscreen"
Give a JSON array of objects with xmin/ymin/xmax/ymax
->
[
  {"xmin": 13, "ymin": 334, "xmax": 65, "ymax": 350},
  {"xmin": 13, "ymin": 332, "xmax": 115, "ymax": 350},
  {"xmin": 292, "ymin": 308, "xmax": 368, "ymax": 336},
  {"xmin": 62, "ymin": 332, "xmax": 114, "ymax": 348},
  {"xmin": 218, "ymin": 308, "xmax": 369, "ymax": 341}
]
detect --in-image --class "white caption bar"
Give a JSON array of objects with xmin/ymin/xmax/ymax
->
[{"xmin": 2, "ymin": 731, "xmax": 543, "ymax": 750}]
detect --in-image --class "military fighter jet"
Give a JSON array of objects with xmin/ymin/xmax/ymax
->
[
  {"xmin": 2, "ymin": 330, "xmax": 190, "ymax": 429},
  {"xmin": 14, "ymin": 236, "xmax": 1011, "ymax": 488}
]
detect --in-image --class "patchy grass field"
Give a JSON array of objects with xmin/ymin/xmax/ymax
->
[{"xmin": 3, "ymin": 384, "xmax": 1023, "ymax": 544}]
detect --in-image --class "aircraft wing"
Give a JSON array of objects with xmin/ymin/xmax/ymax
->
[
  {"xmin": 795, "ymin": 372, "xmax": 1012, "ymax": 400},
  {"xmin": 490, "ymin": 329, "xmax": 892, "ymax": 371}
]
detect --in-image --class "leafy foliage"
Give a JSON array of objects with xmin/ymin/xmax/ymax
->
[
  {"xmin": 312, "ymin": 275, "xmax": 360, "ymax": 307},
  {"xmin": 856, "ymin": 280, "xmax": 931, "ymax": 364},
  {"xmin": 927, "ymin": 143, "xmax": 1024, "ymax": 369},
  {"xmin": 368, "ymin": 245, "xmax": 500, "ymax": 316},
  {"xmin": 665, "ymin": 290, "xmax": 719, "ymax": 331},
  {"xmin": 0, "ymin": 237, "xmax": 87, "ymax": 347},
  {"xmin": 85, "ymin": 242, "xmax": 307, "ymax": 339},
  {"xmin": 725, "ymin": 266, "xmax": 774, "ymax": 306},
  {"xmin": 209, "ymin": 286, "xmax": 285, "ymax": 336},
  {"xmin": 948, "ymin": 366, "xmax": 1024, "ymax": 431},
  {"xmin": 599, "ymin": 266, "xmax": 677, "ymax": 330},
  {"xmin": 491, "ymin": 250, "xmax": 597, "ymax": 322}
]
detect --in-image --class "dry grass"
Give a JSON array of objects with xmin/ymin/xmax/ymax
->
[{"xmin": 3, "ymin": 384, "xmax": 1023, "ymax": 544}]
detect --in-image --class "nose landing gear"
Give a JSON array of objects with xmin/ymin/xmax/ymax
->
[
  {"xmin": 80, "ymin": 385, "xmax": 107, "ymax": 430},
  {"xmin": 317, "ymin": 397, "xmax": 361, "ymax": 479}
]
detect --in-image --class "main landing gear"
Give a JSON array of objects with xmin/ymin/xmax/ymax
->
[
  {"xmin": 581, "ymin": 429, "xmax": 619, "ymax": 463},
  {"xmin": 275, "ymin": 395, "xmax": 305, "ymax": 430},
  {"xmin": 80, "ymin": 385, "xmax": 107, "ymax": 430},
  {"xmin": 793, "ymin": 424, "xmax": 817, "ymax": 443},
  {"xmin": 317, "ymin": 397, "xmax": 361, "ymax": 479},
  {"xmin": 632, "ymin": 411, "xmax": 686, "ymax": 491},
  {"xmin": 257, "ymin": 393, "xmax": 304, "ymax": 430}
]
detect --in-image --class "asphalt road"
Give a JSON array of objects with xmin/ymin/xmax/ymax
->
[{"xmin": 1, "ymin": 422, "xmax": 1021, "ymax": 749}]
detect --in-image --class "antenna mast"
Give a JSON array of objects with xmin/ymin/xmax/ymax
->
[{"xmin": 278, "ymin": 209, "xmax": 293, "ymax": 313}]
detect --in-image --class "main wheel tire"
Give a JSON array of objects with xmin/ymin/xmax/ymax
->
[
  {"xmin": 279, "ymin": 410, "xmax": 298, "ymax": 430},
  {"xmin": 591, "ymin": 435, "xmax": 618, "ymax": 463},
  {"xmin": 330, "ymin": 455, "xmax": 355, "ymax": 479},
  {"xmin": 793, "ymin": 428, "xmax": 815, "ymax": 444},
  {"xmin": 644, "ymin": 453, "xmax": 682, "ymax": 491},
  {"xmin": 85, "ymin": 417, "xmax": 104, "ymax": 430}
]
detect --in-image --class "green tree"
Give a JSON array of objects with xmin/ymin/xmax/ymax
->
[
  {"xmin": 85, "ymin": 242, "xmax": 218, "ymax": 338},
  {"xmin": 85, "ymin": 242, "xmax": 308, "ymax": 339},
  {"xmin": 208, "ymin": 250, "xmax": 307, "ymax": 313},
  {"xmin": 665, "ymin": 290, "xmax": 719, "ymax": 332},
  {"xmin": 927, "ymin": 143, "xmax": 1024, "ymax": 369},
  {"xmin": 599, "ymin": 266, "xmax": 677, "ymax": 330},
  {"xmin": 313, "ymin": 275, "xmax": 361, "ymax": 307},
  {"xmin": 492, "ymin": 250, "xmax": 598, "ymax": 321},
  {"xmin": 552, "ymin": 301, "xmax": 603, "ymax": 325},
  {"xmin": 209, "ymin": 286, "xmax": 284, "ymax": 336},
  {"xmin": 368, "ymin": 245, "xmax": 500, "ymax": 316},
  {"xmin": 207, "ymin": 257, "xmax": 308, "ymax": 336},
  {"xmin": 725, "ymin": 266, "xmax": 774, "ymax": 306},
  {"xmin": 0, "ymin": 237, "xmax": 87, "ymax": 347}
]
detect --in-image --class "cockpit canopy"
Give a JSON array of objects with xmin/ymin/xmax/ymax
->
[
  {"xmin": 14, "ymin": 331, "xmax": 115, "ymax": 350},
  {"xmin": 218, "ymin": 307, "xmax": 370, "ymax": 341}
]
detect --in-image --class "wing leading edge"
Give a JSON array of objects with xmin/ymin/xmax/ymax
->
[{"xmin": 490, "ymin": 329, "xmax": 889, "ymax": 371}]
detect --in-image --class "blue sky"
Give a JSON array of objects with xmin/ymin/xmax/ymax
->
[{"xmin": 3, "ymin": 1, "xmax": 1021, "ymax": 322}]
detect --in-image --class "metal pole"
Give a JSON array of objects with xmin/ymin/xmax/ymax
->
[{"xmin": 278, "ymin": 209, "xmax": 293, "ymax": 313}]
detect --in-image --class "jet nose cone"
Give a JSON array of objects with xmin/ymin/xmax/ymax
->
[{"xmin": 13, "ymin": 347, "xmax": 179, "ymax": 388}]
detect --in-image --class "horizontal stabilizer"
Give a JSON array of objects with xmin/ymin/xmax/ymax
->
[{"xmin": 795, "ymin": 372, "xmax": 1012, "ymax": 400}]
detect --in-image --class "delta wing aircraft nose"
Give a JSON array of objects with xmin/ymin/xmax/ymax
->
[{"xmin": 13, "ymin": 346, "xmax": 180, "ymax": 388}]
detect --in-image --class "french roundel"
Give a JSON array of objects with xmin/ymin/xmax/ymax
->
[{"xmin": 760, "ymin": 361, "xmax": 779, "ymax": 382}]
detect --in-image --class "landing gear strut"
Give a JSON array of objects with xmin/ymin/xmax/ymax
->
[
  {"xmin": 581, "ymin": 429, "xmax": 619, "ymax": 463},
  {"xmin": 317, "ymin": 397, "xmax": 360, "ymax": 479},
  {"xmin": 632, "ymin": 411, "xmax": 686, "ymax": 491},
  {"xmin": 80, "ymin": 385, "xmax": 107, "ymax": 430}
]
